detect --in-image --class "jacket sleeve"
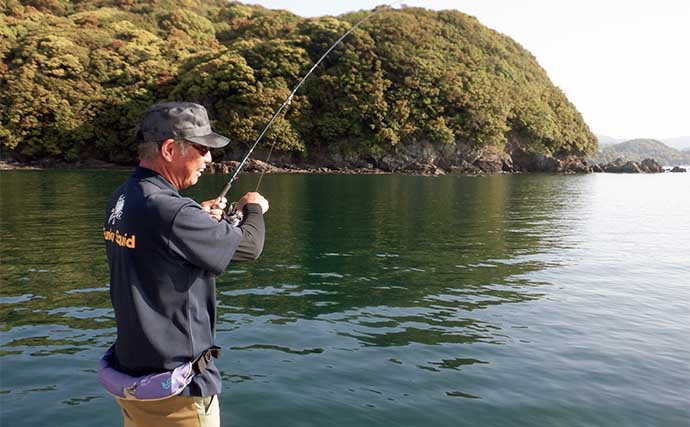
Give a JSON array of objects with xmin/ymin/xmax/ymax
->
[
  {"xmin": 168, "ymin": 202, "xmax": 243, "ymax": 275},
  {"xmin": 231, "ymin": 203, "xmax": 265, "ymax": 262}
]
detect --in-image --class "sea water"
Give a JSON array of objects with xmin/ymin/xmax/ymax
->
[{"xmin": 0, "ymin": 171, "xmax": 688, "ymax": 426}]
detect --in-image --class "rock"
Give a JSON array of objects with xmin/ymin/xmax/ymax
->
[
  {"xmin": 448, "ymin": 160, "xmax": 481, "ymax": 174},
  {"xmin": 602, "ymin": 157, "xmax": 664, "ymax": 173},
  {"xmin": 378, "ymin": 154, "xmax": 406, "ymax": 172},
  {"xmin": 508, "ymin": 137, "xmax": 587, "ymax": 173},
  {"xmin": 561, "ymin": 156, "xmax": 591, "ymax": 173},
  {"xmin": 510, "ymin": 149, "xmax": 562, "ymax": 172},
  {"xmin": 639, "ymin": 158, "xmax": 664, "ymax": 173},
  {"xmin": 0, "ymin": 160, "xmax": 41, "ymax": 170},
  {"xmin": 473, "ymin": 157, "xmax": 502, "ymax": 173},
  {"xmin": 621, "ymin": 161, "xmax": 642, "ymax": 173},
  {"xmin": 402, "ymin": 162, "xmax": 446, "ymax": 176},
  {"xmin": 207, "ymin": 162, "xmax": 233, "ymax": 174},
  {"xmin": 242, "ymin": 159, "xmax": 277, "ymax": 173},
  {"xmin": 602, "ymin": 158, "xmax": 626, "ymax": 173},
  {"xmin": 472, "ymin": 147, "xmax": 512, "ymax": 173},
  {"xmin": 534, "ymin": 154, "xmax": 562, "ymax": 172},
  {"xmin": 589, "ymin": 162, "xmax": 604, "ymax": 173},
  {"xmin": 670, "ymin": 166, "xmax": 687, "ymax": 172},
  {"xmin": 501, "ymin": 155, "xmax": 513, "ymax": 172}
]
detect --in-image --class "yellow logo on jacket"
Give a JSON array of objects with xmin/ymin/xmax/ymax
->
[{"xmin": 103, "ymin": 228, "xmax": 136, "ymax": 249}]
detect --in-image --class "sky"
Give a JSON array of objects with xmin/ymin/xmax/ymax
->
[{"xmin": 241, "ymin": 0, "xmax": 689, "ymax": 140}]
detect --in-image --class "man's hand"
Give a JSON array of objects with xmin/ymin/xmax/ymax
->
[
  {"xmin": 201, "ymin": 197, "xmax": 227, "ymax": 221},
  {"xmin": 236, "ymin": 192, "xmax": 269, "ymax": 214}
]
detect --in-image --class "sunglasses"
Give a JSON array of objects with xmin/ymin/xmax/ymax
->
[{"xmin": 186, "ymin": 141, "xmax": 211, "ymax": 156}]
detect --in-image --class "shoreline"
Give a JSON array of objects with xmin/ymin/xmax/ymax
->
[
  {"xmin": 0, "ymin": 159, "xmax": 131, "ymax": 171},
  {"xmin": 1, "ymin": 159, "xmax": 686, "ymax": 175}
]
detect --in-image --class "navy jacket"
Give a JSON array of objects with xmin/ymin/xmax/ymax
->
[{"xmin": 104, "ymin": 167, "xmax": 264, "ymax": 396}]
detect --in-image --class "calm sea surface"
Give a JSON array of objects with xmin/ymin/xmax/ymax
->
[{"xmin": 0, "ymin": 171, "xmax": 688, "ymax": 426}]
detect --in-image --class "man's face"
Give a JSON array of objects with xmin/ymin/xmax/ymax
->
[{"xmin": 170, "ymin": 141, "xmax": 212, "ymax": 190}]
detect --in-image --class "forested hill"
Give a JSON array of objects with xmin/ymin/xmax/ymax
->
[
  {"xmin": 1, "ymin": 0, "xmax": 596, "ymax": 166},
  {"xmin": 596, "ymin": 139, "xmax": 690, "ymax": 166}
]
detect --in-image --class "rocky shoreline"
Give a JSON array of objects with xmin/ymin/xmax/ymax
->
[
  {"xmin": 2, "ymin": 146, "xmax": 687, "ymax": 175},
  {"xmin": 204, "ymin": 142, "xmax": 687, "ymax": 176},
  {"xmin": 0, "ymin": 158, "xmax": 130, "ymax": 171},
  {"xmin": 205, "ymin": 157, "xmax": 686, "ymax": 176}
]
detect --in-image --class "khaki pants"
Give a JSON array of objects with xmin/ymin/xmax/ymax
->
[{"xmin": 116, "ymin": 395, "xmax": 219, "ymax": 427}]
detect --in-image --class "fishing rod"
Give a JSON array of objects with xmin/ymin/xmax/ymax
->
[{"xmin": 217, "ymin": 2, "xmax": 399, "ymax": 201}]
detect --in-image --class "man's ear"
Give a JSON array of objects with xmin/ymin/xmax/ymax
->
[{"xmin": 160, "ymin": 139, "xmax": 176, "ymax": 162}]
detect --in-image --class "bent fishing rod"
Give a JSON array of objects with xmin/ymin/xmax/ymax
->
[{"xmin": 217, "ymin": 2, "xmax": 399, "ymax": 201}]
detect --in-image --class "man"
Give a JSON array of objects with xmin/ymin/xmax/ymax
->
[{"xmin": 103, "ymin": 102, "xmax": 268, "ymax": 426}]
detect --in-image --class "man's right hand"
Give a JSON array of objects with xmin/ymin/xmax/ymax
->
[{"xmin": 236, "ymin": 192, "xmax": 269, "ymax": 214}]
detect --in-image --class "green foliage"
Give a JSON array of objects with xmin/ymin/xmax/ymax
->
[
  {"xmin": 159, "ymin": 10, "xmax": 215, "ymax": 42},
  {"xmin": 0, "ymin": 15, "xmax": 16, "ymax": 59},
  {"xmin": 302, "ymin": 22, "xmax": 391, "ymax": 154},
  {"xmin": 158, "ymin": 9, "xmax": 218, "ymax": 59},
  {"xmin": 0, "ymin": 0, "xmax": 596, "ymax": 163},
  {"xmin": 1, "ymin": 21, "xmax": 99, "ymax": 160},
  {"xmin": 21, "ymin": 0, "xmax": 72, "ymax": 16}
]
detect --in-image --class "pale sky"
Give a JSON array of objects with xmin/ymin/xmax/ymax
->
[{"xmin": 241, "ymin": 0, "xmax": 689, "ymax": 140}]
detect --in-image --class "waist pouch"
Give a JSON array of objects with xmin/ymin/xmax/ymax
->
[{"xmin": 97, "ymin": 344, "xmax": 221, "ymax": 401}]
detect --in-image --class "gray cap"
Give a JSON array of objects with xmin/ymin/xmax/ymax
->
[{"xmin": 140, "ymin": 102, "xmax": 230, "ymax": 148}]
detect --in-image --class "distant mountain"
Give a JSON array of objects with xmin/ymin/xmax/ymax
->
[
  {"xmin": 596, "ymin": 139, "xmax": 690, "ymax": 166},
  {"xmin": 661, "ymin": 136, "xmax": 690, "ymax": 151},
  {"xmin": 596, "ymin": 134, "xmax": 624, "ymax": 146}
]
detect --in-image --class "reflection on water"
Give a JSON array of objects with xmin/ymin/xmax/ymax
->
[
  {"xmin": 1, "ymin": 171, "xmax": 688, "ymax": 426},
  {"xmin": 213, "ymin": 174, "xmax": 567, "ymax": 354}
]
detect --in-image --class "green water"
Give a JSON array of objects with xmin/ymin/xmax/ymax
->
[{"xmin": 1, "ymin": 170, "xmax": 689, "ymax": 426}]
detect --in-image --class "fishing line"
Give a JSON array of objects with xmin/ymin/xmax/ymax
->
[{"xmin": 218, "ymin": 1, "xmax": 401, "ymax": 201}]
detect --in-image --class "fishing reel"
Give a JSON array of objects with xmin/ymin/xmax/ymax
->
[{"xmin": 226, "ymin": 202, "xmax": 244, "ymax": 226}]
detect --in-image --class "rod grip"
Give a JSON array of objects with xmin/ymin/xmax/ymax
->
[{"xmin": 218, "ymin": 181, "xmax": 232, "ymax": 199}]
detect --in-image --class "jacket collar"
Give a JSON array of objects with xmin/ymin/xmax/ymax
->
[{"xmin": 132, "ymin": 166, "xmax": 178, "ymax": 193}]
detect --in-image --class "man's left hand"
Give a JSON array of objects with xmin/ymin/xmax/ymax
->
[{"xmin": 201, "ymin": 197, "xmax": 227, "ymax": 221}]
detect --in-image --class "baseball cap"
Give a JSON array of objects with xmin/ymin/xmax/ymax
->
[{"xmin": 140, "ymin": 102, "xmax": 230, "ymax": 148}]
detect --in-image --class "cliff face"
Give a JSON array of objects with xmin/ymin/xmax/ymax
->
[{"xmin": 1, "ymin": 1, "xmax": 596, "ymax": 165}]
